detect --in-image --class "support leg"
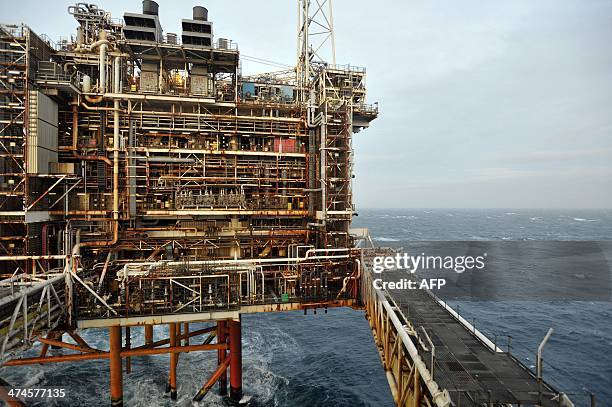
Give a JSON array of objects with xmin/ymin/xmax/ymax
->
[
  {"xmin": 183, "ymin": 323, "xmax": 189, "ymax": 346},
  {"xmin": 169, "ymin": 323, "xmax": 177, "ymax": 400},
  {"xmin": 125, "ymin": 326, "xmax": 131, "ymax": 374},
  {"xmin": 50, "ymin": 332, "xmax": 63, "ymax": 349},
  {"xmin": 109, "ymin": 326, "xmax": 123, "ymax": 407},
  {"xmin": 144, "ymin": 324, "xmax": 153, "ymax": 345},
  {"xmin": 217, "ymin": 320, "xmax": 228, "ymax": 396},
  {"xmin": 229, "ymin": 319, "xmax": 242, "ymax": 403},
  {"xmin": 193, "ymin": 355, "xmax": 231, "ymax": 401}
]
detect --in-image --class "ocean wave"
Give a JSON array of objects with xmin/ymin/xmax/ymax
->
[
  {"xmin": 372, "ymin": 237, "xmax": 399, "ymax": 242},
  {"xmin": 573, "ymin": 217, "xmax": 597, "ymax": 222},
  {"xmin": 393, "ymin": 215, "xmax": 418, "ymax": 220},
  {"xmin": 23, "ymin": 371, "xmax": 44, "ymax": 387}
]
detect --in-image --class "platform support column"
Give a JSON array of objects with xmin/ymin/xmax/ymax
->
[
  {"xmin": 109, "ymin": 326, "xmax": 123, "ymax": 407},
  {"xmin": 229, "ymin": 318, "xmax": 242, "ymax": 402},
  {"xmin": 217, "ymin": 320, "xmax": 228, "ymax": 396},
  {"xmin": 125, "ymin": 326, "xmax": 131, "ymax": 374},
  {"xmin": 169, "ymin": 322, "xmax": 178, "ymax": 400},
  {"xmin": 183, "ymin": 323, "xmax": 190, "ymax": 346},
  {"xmin": 144, "ymin": 325, "xmax": 153, "ymax": 345}
]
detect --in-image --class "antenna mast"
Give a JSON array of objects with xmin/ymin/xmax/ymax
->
[{"xmin": 296, "ymin": 0, "xmax": 336, "ymax": 102}]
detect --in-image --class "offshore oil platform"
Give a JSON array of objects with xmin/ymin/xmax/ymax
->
[{"xmin": 0, "ymin": 1, "xmax": 577, "ymax": 406}]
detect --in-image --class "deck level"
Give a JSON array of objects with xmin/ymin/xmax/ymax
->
[{"xmin": 377, "ymin": 268, "xmax": 565, "ymax": 406}]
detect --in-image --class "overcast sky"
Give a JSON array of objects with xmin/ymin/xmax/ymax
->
[{"xmin": 3, "ymin": 0, "xmax": 611, "ymax": 209}]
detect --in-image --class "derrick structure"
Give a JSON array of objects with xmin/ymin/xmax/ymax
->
[{"xmin": 0, "ymin": 1, "xmax": 377, "ymax": 405}]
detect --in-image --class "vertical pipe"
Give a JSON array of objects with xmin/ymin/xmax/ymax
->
[
  {"xmin": 183, "ymin": 322, "xmax": 189, "ymax": 346},
  {"xmin": 229, "ymin": 319, "xmax": 242, "ymax": 402},
  {"xmin": 113, "ymin": 57, "xmax": 120, "ymax": 223},
  {"xmin": 144, "ymin": 325, "xmax": 153, "ymax": 345},
  {"xmin": 125, "ymin": 326, "xmax": 131, "ymax": 374},
  {"xmin": 217, "ymin": 320, "xmax": 227, "ymax": 396},
  {"xmin": 109, "ymin": 326, "xmax": 123, "ymax": 407},
  {"xmin": 169, "ymin": 323, "xmax": 177, "ymax": 400},
  {"xmin": 99, "ymin": 43, "xmax": 108, "ymax": 93}
]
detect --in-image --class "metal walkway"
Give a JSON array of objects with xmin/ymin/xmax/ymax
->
[{"xmin": 362, "ymin": 257, "xmax": 573, "ymax": 407}]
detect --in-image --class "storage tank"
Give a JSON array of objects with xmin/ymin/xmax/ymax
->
[
  {"xmin": 82, "ymin": 75, "xmax": 92, "ymax": 93},
  {"xmin": 193, "ymin": 6, "xmax": 208, "ymax": 21},
  {"xmin": 142, "ymin": 0, "xmax": 159, "ymax": 16}
]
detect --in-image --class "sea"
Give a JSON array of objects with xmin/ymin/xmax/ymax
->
[{"xmin": 1, "ymin": 209, "xmax": 611, "ymax": 406}]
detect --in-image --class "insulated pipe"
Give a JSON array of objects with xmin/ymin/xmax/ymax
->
[
  {"xmin": 96, "ymin": 101, "xmax": 303, "ymax": 123},
  {"xmin": 84, "ymin": 95, "xmax": 104, "ymax": 104},
  {"xmin": 119, "ymin": 250, "xmax": 352, "ymax": 277},
  {"xmin": 99, "ymin": 43, "xmax": 107, "ymax": 93},
  {"xmin": 113, "ymin": 56, "xmax": 121, "ymax": 223},
  {"xmin": 113, "ymin": 56, "xmax": 121, "ymax": 99},
  {"xmin": 72, "ymin": 221, "xmax": 118, "ymax": 252},
  {"xmin": 319, "ymin": 109, "xmax": 327, "ymax": 223}
]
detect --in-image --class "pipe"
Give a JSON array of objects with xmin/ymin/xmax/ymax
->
[
  {"xmin": 135, "ymin": 156, "xmax": 196, "ymax": 163},
  {"xmin": 80, "ymin": 101, "xmax": 117, "ymax": 111},
  {"xmin": 319, "ymin": 111, "xmax": 327, "ymax": 223},
  {"xmin": 84, "ymin": 95, "xmax": 104, "ymax": 104},
  {"xmin": 98, "ymin": 100, "xmax": 303, "ymax": 123},
  {"xmin": 0, "ymin": 255, "xmax": 67, "ymax": 262},
  {"xmin": 99, "ymin": 42, "xmax": 108, "ymax": 93},
  {"xmin": 72, "ymin": 221, "xmax": 118, "ymax": 252},
  {"xmin": 71, "ymin": 101, "xmax": 111, "ymax": 165},
  {"xmin": 119, "ymin": 250, "xmax": 352, "ymax": 278},
  {"xmin": 113, "ymin": 56, "xmax": 120, "ymax": 224},
  {"xmin": 113, "ymin": 55, "xmax": 121, "ymax": 95},
  {"xmin": 70, "ymin": 59, "xmax": 121, "ymax": 252}
]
